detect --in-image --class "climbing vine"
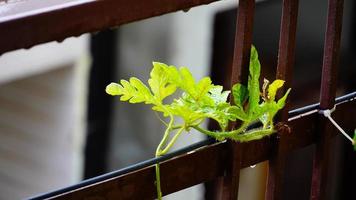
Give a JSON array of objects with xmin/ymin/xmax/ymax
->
[{"xmin": 106, "ymin": 46, "xmax": 291, "ymax": 199}]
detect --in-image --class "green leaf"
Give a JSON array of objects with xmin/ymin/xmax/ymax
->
[
  {"xmin": 172, "ymin": 67, "xmax": 214, "ymax": 101},
  {"xmin": 168, "ymin": 97, "xmax": 205, "ymax": 124},
  {"xmin": 276, "ymin": 88, "xmax": 291, "ymax": 109},
  {"xmin": 106, "ymin": 83, "xmax": 123, "ymax": 96},
  {"xmin": 250, "ymin": 45, "xmax": 259, "ymax": 61},
  {"xmin": 209, "ymin": 86, "xmax": 230, "ymax": 104},
  {"xmin": 232, "ymin": 83, "xmax": 248, "ymax": 107},
  {"xmin": 202, "ymin": 103, "xmax": 236, "ymax": 130},
  {"xmin": 203, "ymin": 109, "xmax": 229, "ymax": 130},
  {"xmin": 268, "ymin": 79, "xmax": 285, "ymax": 101},
  {"xmin": 196, "ymin": 77, "xmax": 213, "ymax": 101},
  {"xmin": 149, "ymin": 62, "xmax": 177, "ymax": 101},
  {"xmin": 227, "ymin": 105, "xmax": 248, "ymax": 121},
  {"xmin": 152, "ymin": 104, "xmax": 172, "ymax": 117},
  {"xmin": 247, "ymin": 46, "xmax": 261, "ymax": 115},
  {"xmin": 128, "ymin": 77, "xmax": 153, "ymax": 103},
  {"xmin": 119, "ymin": 80, "xmax": 136, "ymax": 101},
  {"xmin": 178, "ymin": 67, "xmax": 195, "ymax": 92},
  {"xmin": 117, "ymin": 78, "xmax": 155, "ymax": 104},
  {"xmin": 164, "ymin": 65, "xmax": 181, "ymax": 84}
]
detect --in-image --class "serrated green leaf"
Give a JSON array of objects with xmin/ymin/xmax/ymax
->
[
  {"xmin": 164, "ymin": 65, "xmax": 180, "ymax": 83},
  {"xmin": 249, "ymin": 102, "xmax": 271, "ymax": 122},
  {"xmin": 201, "ymin": 102, "xmax": 235, "ymax": 130},
  {"xmin": 209, "ymin": 86, "xmax": 230, "ymax": 104},
  {"xmin": 168, "ymin": 97, "xmax": 205, "ymax": 124},
  {"xmin": 105, "ymin": 77, "xmax": 157, "ymax": 105},
  {"xmin": 152, "ymin": 104, "xmax": 171, "ymax": 117},
  {"xmin": 196, "ymin": 77, "xmax": 213, "ymax": 101},
  {"xmin": 179, "ymin": 67, "xmax": 195, "ymax": 85},
  {"xmin": 120, "ymin": 80, "xmax": 135, "ymax": 101},
  {"xmin": 268, "ymin": 79, "xmax": 285, "ymax": 101},
  {"xmin": 178, "ymin": 67, "xmax": 196, "ymax": 96},
  {"xmin": 149, "ymin": 62, "xmax": 177, "ymax": 101},
  {"xmin": 203, "ymin": 109, "xmax": 229, "ymax": 129},
  {"xmin": 128, "ymin": 77, "xmax": 153, "ymax": 103},
  {"xmin": 227, "ymin": 106, "xmax": 248, "ymax": 121},
  {"xmin": 232, "ymin": 83, "xmax": 248, "ymax": 107}
]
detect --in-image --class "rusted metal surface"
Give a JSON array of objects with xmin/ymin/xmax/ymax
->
[
  {"xmin": 0, "ymin": 0, "xmax": 221, "ymax": 55},
  {"xmin": 230, "ymin": 0, "xmax": 255, "ymax": 86},
  {"xmin": 39, "ymin": 101, "xmax": 355, "ymax": 200},
  {"xmin": 217, "ymin": 0, "xmax": 256, "ymax": 199},
  {"xmin": 50, "ymin": 141, "xmax": 228, "ymax": 200},
  {"xmin": 311, "ymin": 0, "xmax": 344, "ymax": 199},
  {"xmin": 217, "ymin": 142, "xmax": 242, "ymax": 200},
  {"xmin": 275, "ymin": 0, "xmax": 299, "ymax": 104},
  {"xmin": 319, "ymin": 0, "xmax": 344, "ymax": 110},
  {"xmin": 265, "ymin": 0, "xmax": 299, "ymax": 199}
]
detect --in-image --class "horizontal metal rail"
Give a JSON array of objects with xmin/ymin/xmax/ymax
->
[
  {"xmin": 0, "ymin": 0, "xmax": 221, "ymax": 55},
  {"xmin": 289, "ymin": 91, "xmax": 356, "ymax": 116},
  {"xmin": 28, "ymin": 91, "xmax": 356, "ymax": 200}
]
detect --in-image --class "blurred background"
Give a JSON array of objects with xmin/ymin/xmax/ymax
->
[{"xmin": 0, "ymin": 0, "xmax": 355, "ymax": 199}]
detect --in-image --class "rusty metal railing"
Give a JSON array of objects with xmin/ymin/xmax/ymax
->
[{"xmin": 1, "ymin": 0, "xmax": 354, "ymax": 199}]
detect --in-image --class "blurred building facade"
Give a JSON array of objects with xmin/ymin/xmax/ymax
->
[{"xmin": 0, "ymin": 36, "xmax": 89, "ymax": 199}]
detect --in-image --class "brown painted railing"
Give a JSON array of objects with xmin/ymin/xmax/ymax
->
[
  {"xmin": 1, "ymin": 0, "xmax": 354, "ymax": 199},
  {"xmin": 0, "ymin": 0, "xmax": 221, "ymax": 54},
  {"xmin": 26, "ymin": 99, "xmax": 356, "ymax": 199}
]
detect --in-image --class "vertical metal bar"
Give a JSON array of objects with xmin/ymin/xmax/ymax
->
[
  {"xmin": 230, "ymin": 0, "xmax": 255, "ymax": 86},
  {"xmin": 265, "ymin": 0, "xmax": 299, "ymax": 200},
  {"xmin": 216, "ymin": 0, "xmax": 255, "ymax": 199},
  {"xmin": 275, "ymin": 0, "xmax": 299, "ymax": 107},
  {"xmin": 310, "ymin": 0, "xmax": 344, "ymax": 199},
  {"xmin": 319, "ymin": 0, "xmax": 344, "ymax": 109}
]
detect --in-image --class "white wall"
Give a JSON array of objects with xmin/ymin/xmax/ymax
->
[{"xmin": 0, "ymin": 36, "xmax": 89, "ymax": 199}]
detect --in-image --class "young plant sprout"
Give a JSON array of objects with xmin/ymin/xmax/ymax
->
[{"xmin": 106, "ymin": 46, "xmax": 290, "ymax": 200}]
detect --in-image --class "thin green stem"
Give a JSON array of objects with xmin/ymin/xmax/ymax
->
[
  {"xmin": 155, "ymin": 115, "xmax": 174, "ymax": 156},
  {"xmin": 154, "ymin": 111, "xmax": 168, "ymax": 127},
  {"xmin": 232, "ymin": 127, "xmax": 275, "ymax": 142},
  {"xmin": 192, "ymin": 122, "xmax": 249, "ymax": 140},
  {"xmin": 154, "ymin": 115, "xmax": 174, "ymax": 200},
  {"xmin": 155, "ymin": 163, "xmax": 162, "ymax": 200},
  {"xmin": 172, "ymin": 125, "xmax": 184, "ymax": 130},
  {"xmin": 229, "ymin": 122, "xmax": 249, "ymax": 136},
  {"xmin": 192, "ymin": 125, "xmax": 223, "ymax": 138},
  {"xmin": 159, "ymin": 127, "xmax": 185, "ymax": 155},
  {"xmin": 193, "ymin": 118, "xmax": 205, "ymax": 126},
  {"xmin": 193, "ymin": 121, "xmax": 276, "ymax": 142}
]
